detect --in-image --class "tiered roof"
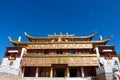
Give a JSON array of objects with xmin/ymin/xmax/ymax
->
[
  {"xmin": 24, "ymin": 32, "xmax": 96, "ymax": 42},
  {"xmin": 8, "ymin": 32, "xmax": 113, "ymax": 46}
]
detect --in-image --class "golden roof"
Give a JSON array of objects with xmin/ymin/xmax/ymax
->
[
  {"xmin": 8, "ymin": 34, "xmax": 113, "ymax": 46},
  {"xmin": 24, "ymin": 32, "xmax": 96, "ymax": 41}
]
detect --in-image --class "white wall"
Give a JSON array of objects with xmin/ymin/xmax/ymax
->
[{"xmin": 0, "ymin": 48, "xmax": 26, "ymax": 75}]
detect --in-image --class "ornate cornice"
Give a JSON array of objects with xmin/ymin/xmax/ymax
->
[
  {"xmin": 24, "ymin": 32, "xmax": 96, "ymax": 42},
  {"xmin": 8, "ymin": 35, "xmax": 112, "ymax": 46}
]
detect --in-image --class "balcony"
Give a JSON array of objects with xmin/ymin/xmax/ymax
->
[
  {"xmin": 21, "ymin": 53, "xmax": 98, "ymax": 67},
  {"xmin": 23, "ymin": 53, "xmax": 97, "ymax": 58}
]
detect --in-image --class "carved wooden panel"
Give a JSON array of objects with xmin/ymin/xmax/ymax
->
[
  {"xmin": 22, "ymin": 57, "xmax": 98, "ymax": 66},
  {"xmin": 27, "ymin": 44, "xmax": 92, "ymax": 49}
]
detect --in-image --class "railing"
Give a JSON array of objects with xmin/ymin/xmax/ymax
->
[
  {"xmin": 23, "ymin": 53, "xmax": 97, "ymax": 57},
  {"xmin": 19, "ymin": 77, "xmax": 88, "ymax": 80}
]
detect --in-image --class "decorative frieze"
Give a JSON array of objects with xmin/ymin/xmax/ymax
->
[
  {"xmin": 27, "ymin": 43, "xmax": 92, "ymax": 49},
  {"xmin": 22, "ymin": 57, "xmax": 98, "ymax": 66}
]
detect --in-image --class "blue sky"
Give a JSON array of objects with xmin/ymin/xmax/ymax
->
[{"xmin": 0, "ymin": 0, "xmax": 120, "ymax": 60}]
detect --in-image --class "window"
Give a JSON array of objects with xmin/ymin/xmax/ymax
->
[
  {"xmin": 44, "ymin": 50, "xmax": 49, "ymax": 54},
  {"xmin": 102, "ymin": 49, "xmax": 112, "ymax": 59},
  {"xmin": 70, "ymin": 49, "xmax": 76, "ymax": 54},
  {"xmin": 39, "ymin": 68, "xmax": 50, "ymax": 77},
  {"xmin": 9, "ymin": 53, "xmax": 16, "ymax": 60},
  {"xmin": 104, "ymin": 52, "xmax": 111, "ymax": 59},
  {"xmin": 57, "ymin": 50, "xmax": 63, "ymax": 54},
  {"xmin": 114, "ymin": 60, "xmax": 118, "ymax": 65}
]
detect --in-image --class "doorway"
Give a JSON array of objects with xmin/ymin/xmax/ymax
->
[
  {"xmin": 52, "ymin": 64, "xmax": 67, "ymax": 77},
  {"xmin": 70, "ymin": 68, "xmax": 77, "ymax": 77},
  {"xmin": 55, "ymin": 68, "xmax": 65, "ymax": 77}
]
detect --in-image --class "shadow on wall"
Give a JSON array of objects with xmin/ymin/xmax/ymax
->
[{"xmin": 117, "ymin": 54, "xmax": 120, "ymax": 61}]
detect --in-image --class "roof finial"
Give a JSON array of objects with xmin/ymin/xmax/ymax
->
[
  {"xmin": 66, "ymin": 32, "xmax": 68, "ymax": 37},
  {"xmin": 8, "ymin": 36, "xmax": 12, "ymax": 41},
  {"xmin": 99, "ymin": 35, "xmax": 103, "ymax": 40},
  {"xmin": 60, "ymin": 32, "xmax": 62, "ymax": 36},
  {"xmin": 110, "ymin": 35, "xmax": 113, "ymax": 39},
  {"xmin": 58, "ymin": 37, "xmax": 62, "ymax": 42},
  {"xmin": 58, "ymin": 32, "xmax": 62, "ymax": 42},
  {"xmin": 54, "ymin": 33, "xmax": 56, "ymax": 36},
  {"xmin": 24, "ymin": 32, "xmax": 27, "ymax": 35},
  {"xmin": 18, "ymin": 36, "xmax": 21, "ymax": 42}
]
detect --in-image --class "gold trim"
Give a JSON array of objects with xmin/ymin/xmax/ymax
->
[
  {"xmin": 24, "ymin": 32, "xmax": 96, "ymax": 39},
  {"xmin": 9, "ymin": 36, "xmax": 112, "ymax": 46},
  {"xmin": 23, "ymin": 54, "xmax": 97, "ymax": 58}
]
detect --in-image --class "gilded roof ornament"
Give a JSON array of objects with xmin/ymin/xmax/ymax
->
[
  {"xmin": 54, "ymin": 33, "xmax": 56, "ymax": 36},
  {"xmin": 58, "ymin": 37, "xmax": 62, "ymax": 42},
  {"xmin": 66, "ymin": 33, "xmax": 68, "ymax": 37},
  {"xmin": 60, "ymin": 32, "xmax": 62, "ymax": 36},
  {"xmin": 58, "ymin": 33, "xmax": 62, "ymax": 42},
  {"xmin": 48, "ymin": 32, "xmax": 74, "ymax": 37}
]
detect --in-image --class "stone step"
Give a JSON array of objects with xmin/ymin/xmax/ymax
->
[{"xmin": 19, "ymin": 77, "xmax": 87, "ymax": 80}]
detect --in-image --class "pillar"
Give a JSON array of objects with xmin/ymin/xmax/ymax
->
[
  {"xmin": 81, "ymin": 67, "xmax": 84, "ymax": 77},
  {"xmin": 66, "ymin": 67, "xmax": 70, "ymax": 77},
  {"xmin": 50, "ymin": 67, "xmax": 53, "ymax": 77},
  {"xmin": 36, "ymin": 67, "xmax": 39, "ymax": 77},
  {"xmin": 95, "ymin": 67, "xmax": 98, "ymax": 75},
  {"xmin": 77, "ymin": 68, "xmax": 80, "ymax": 77},
  {"xmin": 95, "ymin": 47, "xmax": 100, "ymax": 58},
  {"xmin": 22, "ymin": 67, "xmax": 25, "ymax": 78}
]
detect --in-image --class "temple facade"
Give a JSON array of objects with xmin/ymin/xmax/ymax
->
[{"xmin": 0, "ymin": 32, "xmax": 120, "ymax": 80}]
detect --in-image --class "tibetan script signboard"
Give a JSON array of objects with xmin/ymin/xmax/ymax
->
[
  {"xmin": 27, "ymin": 43, "xmax": 92, "ymax": 49},
  {"xmin": 22, "ymin": 57, "xmax": 98, "ymax": 66}
]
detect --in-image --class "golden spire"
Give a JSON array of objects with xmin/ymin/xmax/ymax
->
[
  {"xmin": 60, "ymin": 32, "xmax": 62, "ymax": 36},
  {"xmin": 66, "ymin": 32, "xmax": 68, "ymax": 37},
  {"xmin": 54, "ymin": 33, "xmax": 56, "ymax": 37}
]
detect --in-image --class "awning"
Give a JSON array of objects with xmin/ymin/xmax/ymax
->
[
  {"xmin": 8, "ymin": 50, "xmax": 18, "ymax": 53},
  {"xmin": 102, "ymin": 49, "xmax": 112, "ymax": 52}
]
